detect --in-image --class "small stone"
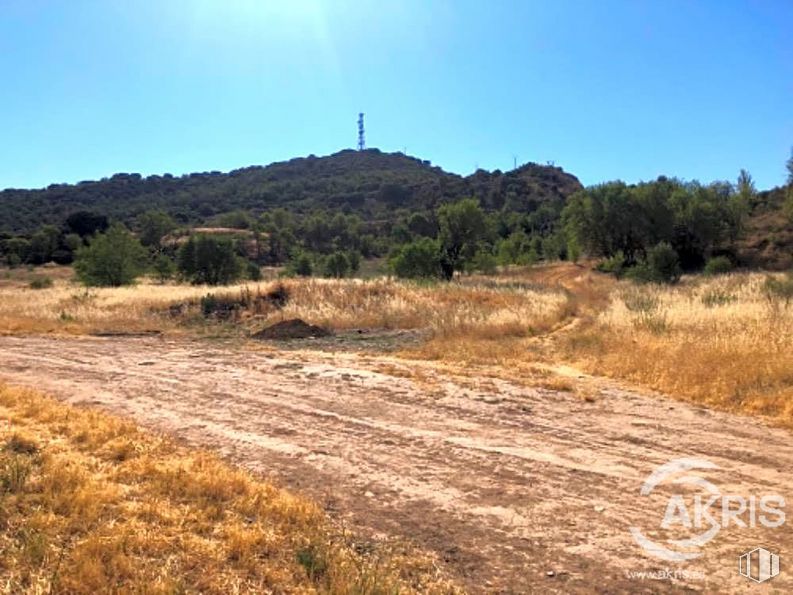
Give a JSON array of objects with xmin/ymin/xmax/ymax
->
[
  {"xmin": 364, "ymin": 491, "xmax": 375, "ymax": 498},
  {"xmin": 546, "ymin": 570, "xmax": 555, "ymax": 578},
  {"xmin": 594, "ymin": 505, "xmax": 605, "ymax": 513}
]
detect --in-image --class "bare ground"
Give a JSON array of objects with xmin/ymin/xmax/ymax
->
[{"xmin": 0, "ymin": 335, "xmax": 791, "ymax": 594}]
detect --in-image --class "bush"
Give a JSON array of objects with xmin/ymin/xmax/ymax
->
[
  {"xmin": 151, "ymin": 254, "xmax": 176, "ymax": 283},
  {"xmin": 704, "ymin": 256, "xmax": 733, "ymax": 276},
  {"xmin": 322, "ymin": 252, "xmax": 350, "ymax": 278},
  {"xmin": 701, "ymin": 289, "xmax": 735, "ymax": 307},
  {"xmin": 28, "ymin": 276, "xmax": 53, "ymax": 290},
  {"xmin": 246, "ymin": 261, "xmax": 262, "ymax": 281},
  {"xmin": 390, "ymin": 238, "xmax": 441, "ymax": 279},
  {"xmin": 177, "ymin": 235, "xmax": 242, "ymax": 285},
  {"xmin": 470, "ymin": 249, "xmax": 498, "ymax": 274},
  {"xmin": 286, "ymin": 252, "xmax": 313, "ymax": 277},
  {"xmin": 626, "ymin": 243, "xmax": 681, "ymax": 284},
  {"xmin": 74, "ymin": 223, "xmax": 148, "ymax": 287},
  {"xmin": 762, "ymin": 274, "xmax": 793, "ymax": 310},
  {"xmin": 596, "ymin": 251, "xmax": 627, "ymax": 276}
]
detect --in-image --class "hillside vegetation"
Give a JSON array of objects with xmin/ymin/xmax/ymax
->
[{"xmin": 0, "ymin": 149, "xmax": 581, "ymax": 233}]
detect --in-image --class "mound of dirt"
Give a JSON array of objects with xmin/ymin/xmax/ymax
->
[{"xmin": 252, "ymin": 319, "xmax": 332, "ymax": 340}]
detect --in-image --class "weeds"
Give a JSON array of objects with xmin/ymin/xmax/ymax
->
[
  {"xmin": 28, "ymin": 276, "xmax": 53, "ymax": 290},
  {"xmin": 701, "ymin": 289, "xmax": 735, "ymax": 307},
  {"xmin": 0, "ymin": 384, "xmax": 458, "ymax": 593}
]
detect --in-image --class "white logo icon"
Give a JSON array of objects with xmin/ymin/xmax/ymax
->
[
  {"xmin": 739, "ymin": 548, "xmax": 780, "ymax": 583},
  {"xmin": 630, "ymin": 458, "xmax": 786, "ymax": 562}
]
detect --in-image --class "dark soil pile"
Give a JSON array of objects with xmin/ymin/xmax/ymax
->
[{"xmin": 252, "ymin": 319, "xmax": 332, "ymax": 340}]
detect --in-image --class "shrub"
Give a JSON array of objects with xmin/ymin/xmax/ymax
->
[
  {"xmin": 620, "ymin": 287, "xmax": 668, "ymax": 333},
  {"xmin": 596, "ymin": 251, "xmax": 627, "ymax": 276},
  {"xmin": 390, "ymin": 238, "xmax": 441, "ymax": 279},
  {"xmin": 322, "ymin": 252, "xmax": 350, "ymax": 278},
  {"xmin": 470, "ymin": 249, "xmax": 498, "ymax": 274},
  {"xmin": 177, "ymin": 235, "xmax": 242, "ymax": 286},
  {"xmin": 701, "ymin": 289, "xmax": 735, "ymax": 307},
  {"xmin": 74, "ymin": 223, "xmax": 148, "ymax": 287},
  {"xmin": 704, "ymin": 256, "xmax": 733, "ymax": 276},
  {"xmin": 246, "ymin": 261, "xmax": 262, "ymax": 281},
  {"xmin": 28, "ymin": 276, "xmax": 53, "ymax": 290},
  {"xmin": 199, "ymin": 293, "xmax": 242, "ymax": 320},
  {"xmin": 151, "ymin": 254, "xmax": 176, "ymax": 283},
  {"xmin": 646, "ymin": 242, "xmax": 682, "ymax": 284},
  {"xmin": 626, "ymin": 243, "xmax": 681, "ymax": 284},
  {"xmin": 286, "ymin": 252, "xmax": 313, "ymax": 277},
  {"xmin": 762, "ymin": 274, "xmax": 793, "ymax": 311}
]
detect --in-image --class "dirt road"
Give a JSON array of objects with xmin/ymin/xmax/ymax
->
[{"xmin": 0, "ymin": 335, "xmax": 791, "ymax": 593}]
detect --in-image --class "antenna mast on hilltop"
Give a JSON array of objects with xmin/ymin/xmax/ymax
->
[{"xmin": 357, "ymin": 113, "xmax": 366, "ymax": 150}]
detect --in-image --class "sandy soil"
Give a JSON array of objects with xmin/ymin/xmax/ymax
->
[{"xmin": 0, "ymin": 335, "xmax": 791, "ymax": 593}]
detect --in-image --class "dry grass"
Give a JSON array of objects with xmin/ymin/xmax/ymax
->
[
  {"xmin": 2, "ymin": 263, "xmax": 791, "ymax": 424},
  {"xmin": 0, "ymin": 267, "xmax": 267, "ymax": 335},
  {"xmin": 0, "ymin": 384, "xmax": 457, "ymax": 594},
  {"xmin": 0, "ymin": 269, "xmax": 571, "ymax": 349},
  {"xmin": 563, "ymin": 273, "xmax": 793, "ymax": 424}
]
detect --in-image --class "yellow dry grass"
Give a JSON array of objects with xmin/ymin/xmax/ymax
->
[
  {"xmin": 1, "ymin": 263, "xmax": 791, "ymax": 424},
  {"xmin": 0, "ymin": 270, "xmax": 263, "ymax": 334},
  {"xmin": 278, "ymin": 277, "xmax": 569, "ymax": 335},
  {"xmin": 0, "ymin": 269, "xmax": 571, "ymax": 346},
  {"xmin": 563, "ymin": 273, "xmax": 793, "ymax": 424},
  {"xmin": 0, "ymin": 384, "xmax": 457, "ymax": 594}
]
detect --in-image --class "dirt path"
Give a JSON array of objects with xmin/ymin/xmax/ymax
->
[{"xmin": 0, "ymin": 335, "xmax": 791, "ymax": 593}]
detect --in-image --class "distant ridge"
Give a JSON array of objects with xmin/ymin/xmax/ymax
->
[{"xmin": 0, "ymin": 149, "xmax": 582, "ymax": 233}]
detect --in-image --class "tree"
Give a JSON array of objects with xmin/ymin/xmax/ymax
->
[
  {"xmin": 406, "ymin": 212, "xmax": 437, "ymax": 238},
  {"xmin": 3, "ymin": 237, "xmax": 30, "ymax": 266},
  {"xmin": 323, "ymin": 252, "xmax": 350, "ymax": 278},
  {"xmin": 65, "ymin": 211, "xmax": 109, "ymax": 238},
  {"xmin": 628, "ymin": 242, "xmax": 681, "ymax": 284},
  {"xmin": 28, "ymin": 225, "xmax": 61, "ymax": 265},
  {"xmin": 437, "ymin": 198, "xmax": 488, "ymax": 280},
  {"xmin": 74, "ymin": 223, "xmax": 147, "ymax": 287},
  {"xmin": 390, "ymin": 238, "xmax": 442, "ymax": 279},
  {"xmin": 785, "ymin": 149, "xmax": 793, "ymax": 222},
  {"xmin": 177, "ymin": 235, "xmax": 242, "ymax": 285},
  {"xmin": 647, "ymin": 242, "xmax": 682, "ymax": 283},
  {"xmin": 287, "ymin": 252, "xmax": 313, "ymax": 277},
  {"xmin": 152, "ymin": 253, "xmax": 176, "ymax": 283},
  {"xmin": 138, "ymin": 210, "xmax": 176, "ymax": 248}
]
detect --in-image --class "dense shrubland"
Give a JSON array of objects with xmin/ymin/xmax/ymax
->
[{"xmin": 1, "ymin": 150, "xmax": 792, "ymax": 285}]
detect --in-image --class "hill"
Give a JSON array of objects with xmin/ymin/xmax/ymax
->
[
  {"xmin": 737, "ymin": 184, "xmax": 793, "ymax": 271},
  {"xmin": 0, "ymin": 149, "xmax": 582, "ymax": 233}
]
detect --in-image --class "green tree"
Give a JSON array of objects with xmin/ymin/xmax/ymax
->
[
  {"xmin": 74, "ymin": 223, "xmax": 147, "ymax": 287},
  {"xmin": 138, "ymin": 210, "xmax": 176, "ymax": 248},
  {"xmin": 287, "ymin": 252, "xmax": 313, "ymax": 277},
  {"xmin": 177, "ymin": 235, "xmax": 242, "ymax": 285},
  {"xmin": 323, "ymin": 251, "xmax": 350, "ymax": 278},
  {"xmin": 28, "ymin": 225, "xmax": 61, "ymax": 264},
  {"xmin": 390, "ymin": 238, "xmax": 442, "ymax": 279},
  {"xmin": 63, "ymin": 233, "xmax": 84, "ymax": 252},
  {"xmin": 3, "ymin": 237, "xmax": 30, "ymax": 266},
  {"xmin": 437, "ymin": 198, "xmax": 488, "ymax": 280},
  {"xmin": 628, "ymin": 242, "xmax": 682, "ymax": 284},
  {"xmin": 152, "ymin": 253, "xmax": 176, "ymax": 283},
  {"xmin": 65, "ymin": 211, "xmax": 108, "ymax": 238},
  {"xmin": 470, "ymin": 247, "xmax": 498, "ymax": 274}
]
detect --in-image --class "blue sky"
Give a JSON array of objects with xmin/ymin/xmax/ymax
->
[{"xmin": 1, "ymin": 0, "xmax": 791, "ymax": 190}]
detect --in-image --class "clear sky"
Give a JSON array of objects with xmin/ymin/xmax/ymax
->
[{"xmin": 1, "ymin": 0, "xmax": 791, "ymax": 191}]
